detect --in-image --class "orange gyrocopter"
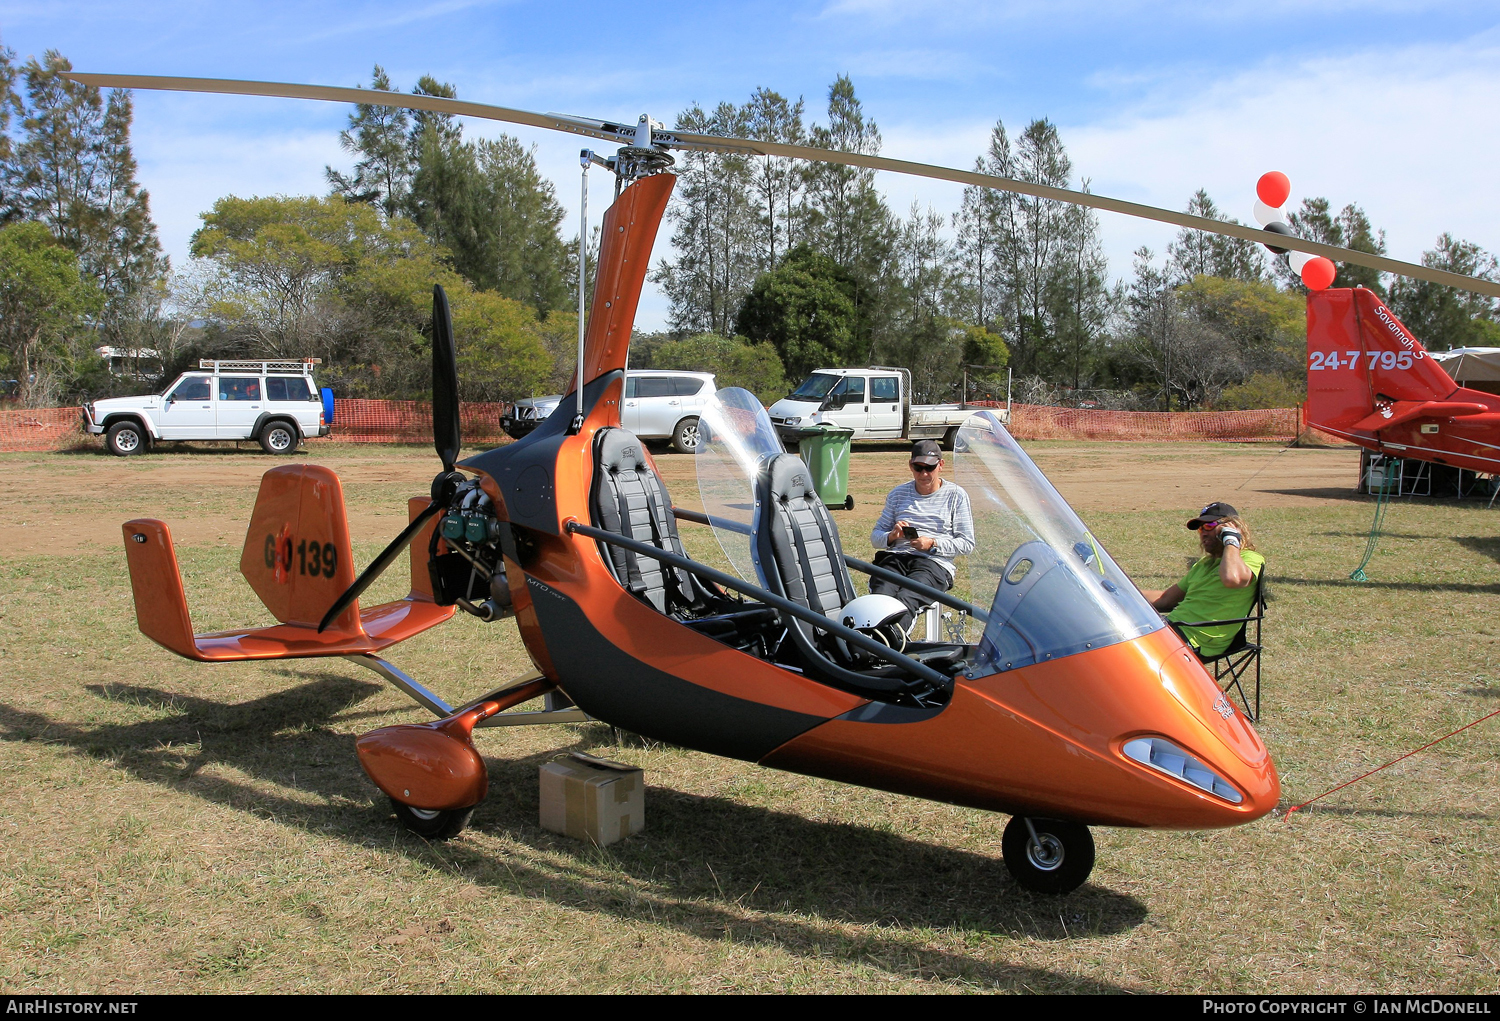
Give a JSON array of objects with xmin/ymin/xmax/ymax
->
[{"xmin": 77, "ymin": 73, "xmax": 1500, "ymax": 894}]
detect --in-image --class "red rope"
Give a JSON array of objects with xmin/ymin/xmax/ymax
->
[{"xmin": 1284, "ymin": 707, "xmax": 1500, "ymax": 819}]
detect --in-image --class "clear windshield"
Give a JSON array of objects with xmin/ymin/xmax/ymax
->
[
  {"xmin": 789, "ymin": 373, "xmax": 840, "ymax": 401},
  {"xmin": 952, "ymin": 411, "xmax": 1163, "ymax": 674},
  {"xmin": 694, "ymin": 387, "xmax": 784, "ymax": 583}
]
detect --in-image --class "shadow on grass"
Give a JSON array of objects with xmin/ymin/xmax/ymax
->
[
  {"xmin": 1451, "ymin": 536, "xmax": 1500, "ymax": 564},
  {"xmin": 0, "ymin": 675, "xmax": 1146, "ymax": 992},
  {"xmin": 1271, "ymin": 575, "xmax": 1500, "ymax": 595}
]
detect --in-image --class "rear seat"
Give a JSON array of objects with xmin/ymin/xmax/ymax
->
[{"xmin": 590, "ymin": 428, "xmax": 696, "ymax": 615}]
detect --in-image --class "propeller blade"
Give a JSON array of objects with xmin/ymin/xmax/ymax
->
[
  {"xmin": 431, "ymin": 285, "xmax": 460, "ymax": 473},
  {"xmin": 65, "ymin": 72, "xmax": 1500, "ymax": 299},
  {"xmin": 317, "ymin": 501, "xmax": 442, "ymax": 633}
]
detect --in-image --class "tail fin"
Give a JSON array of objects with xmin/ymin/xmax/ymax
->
[
  {"xmin": 240, "ymin": 465, "xmax": 359, "ymax": 630},
  {"xmin": 1306, "ymin": 288, "xmax": 1461, "ymax": 436},
  {"xmin": 123, "ymin": 467, "xmax": 453, "ymax": 662}
]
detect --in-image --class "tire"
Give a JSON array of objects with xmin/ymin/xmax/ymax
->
[
  {"xmin": 258, "ymin": 421, "xmax": 298, "ymax": 455},
  {"xmin": 105, "ymin": 421, "xmax": 146, "ymax": 457},
  {"xmin": 941, "ymin": 427, "xmax": 958, "ymax": 451},
  {"xmin": 1001, "ymin": 816, "xmax": 1095, "ymax": 895},
  {"xmin": 843, "ymin": 495, "xmax": 855, "ymax": 510},
  {"xmin": 390, "ymin": 798, "xmax": 474, "ymax": 840},
  {"xmin": 671, "ymin": 416, "xmax": 702, "ymax": 454}
]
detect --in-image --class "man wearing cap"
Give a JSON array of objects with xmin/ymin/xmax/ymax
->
[
  {"xmin": 869, "ymin": 439, "xmax": 975, "ymax": 629},
  {"xmin": 1151, "ymin": 501, "xmax": 1264, "ymax": 658}
]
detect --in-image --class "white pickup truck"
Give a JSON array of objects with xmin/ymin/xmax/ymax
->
[
  {"xmin": 767, "ymin": 367, "xmax": 993, "ymax": 449},
  {"xmin": 84, "ymin": 359, "xmax": 330, "ymax": 456}
]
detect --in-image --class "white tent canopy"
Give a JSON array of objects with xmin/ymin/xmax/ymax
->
[{"xmin": 1428, "ymin": 347, "xmax": 1500, "ymax": 383}]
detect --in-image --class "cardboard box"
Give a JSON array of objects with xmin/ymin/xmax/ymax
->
[{"xmin": 539, "ymin": 752, "xmax": 644, "ymax": 846}]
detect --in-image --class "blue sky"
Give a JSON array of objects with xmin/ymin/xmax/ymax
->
[{"xmin": 5, "ymin": 1, "xmax": 1500, "ymax": 328}]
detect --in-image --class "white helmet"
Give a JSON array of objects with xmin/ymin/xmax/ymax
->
[{"xmin": 840, "ymin": 593, "xmax": 910, "ymax": 653}]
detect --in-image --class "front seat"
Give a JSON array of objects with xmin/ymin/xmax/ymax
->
[{"xmin": 590, "ymin": 427, "xmax": 696, "ymax": 615}]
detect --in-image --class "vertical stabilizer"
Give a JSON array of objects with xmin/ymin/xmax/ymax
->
[
  {"xmin": 240, "ymin": 464, "xmax": 361, "ymax": 632},
  {"xmin": 1305, "ymin": 288, "xmax": 1458, "ymax": 437}
]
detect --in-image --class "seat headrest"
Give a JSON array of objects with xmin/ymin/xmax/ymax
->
[
  {"xmin": 596, "ymin": 427, "xmax": 650, "ymax": 475},
  {"xmin": 765, "ymin": 453, "xmax": 816, "ymax": 504}
]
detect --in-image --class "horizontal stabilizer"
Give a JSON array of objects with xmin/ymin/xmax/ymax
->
[
  {"xmin": 123, "ymin": 484, "xmax": 453, "ymax": 663},
  {"xmin": 1350, "ymin": 399, "xmax": 1491, "ymax": 432}
]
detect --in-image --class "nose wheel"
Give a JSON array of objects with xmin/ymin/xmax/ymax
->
[{"xmin": 1002, "ymin": 815, "xmax": 1095, "ymax": 894}]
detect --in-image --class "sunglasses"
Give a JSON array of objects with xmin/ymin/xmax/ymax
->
[
  {"xmin": 1196, "ymin": 520, "xmax": 1222, "ymax": 531},
  {"xmin": 910, "ymin": 462, "xmax": 938, "ymax": 473}
]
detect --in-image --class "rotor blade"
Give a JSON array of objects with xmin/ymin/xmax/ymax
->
[
  {"xmin": 65, "ymin": 72, "xmax": 575, "ymax": 136},
  {"xmin": 432, "ymin": 284, "xmax": 460, "ymax": 473},
  {"xmin": 661, "ymin": 130, "xmax": 1500, "ymax": 300},
  {"xmin": 317, "ymin": 501, "xmax": 442, "ymax": 633},
  {"xmin": 66, "ymin": 72, "xmax": 1500, "ymax": 298}
]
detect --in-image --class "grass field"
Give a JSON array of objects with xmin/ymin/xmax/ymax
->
[{"xmin": 1, "ymin": 439, "xmax": 1497, "ymax": 993}]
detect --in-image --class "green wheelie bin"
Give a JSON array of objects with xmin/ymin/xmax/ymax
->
[{"xmin": 794, "ymin": 424, "xmax": 856, "ymax": 510}]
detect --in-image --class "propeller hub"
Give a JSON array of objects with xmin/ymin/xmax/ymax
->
[{"xmin": 431, "ymin": 471, "xmax": 467, "ymax": 506}]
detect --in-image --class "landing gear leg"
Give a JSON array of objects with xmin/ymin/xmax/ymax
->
[{"xmin": 1001, "ymin": 815, "xmax": 1095, "ymax": 894}]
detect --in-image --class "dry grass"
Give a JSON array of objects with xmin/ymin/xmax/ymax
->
[{"xmin": 0, "ymin": 440, "xmax": 1497, "ymax": 993}]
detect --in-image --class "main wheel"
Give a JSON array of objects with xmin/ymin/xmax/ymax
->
[
  {"xmin": 1001, "ymin": 816, "xmax": 1095, "ymax": 894},
  {"xmin": 671, "ymin": 416, "xmax": 701, "ymax": 454},
  {"xmin": 390, "ymin": 798, "xmax": 474, "ymax": 840},
  {"xmin": 258, "ymin": 421, "xmax": 298, "ymax": 455},
  {"xmin": 105, "ymin": 421, "xmax": 146, "ymax": 457}
]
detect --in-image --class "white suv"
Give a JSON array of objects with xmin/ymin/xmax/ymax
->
[
  {"xmin": 622, "ymin": 370, "xmax": 716, "ymax": 452},
  {"xmin": 501, "ymin": 370, "xmax": 717, "ymax": 452},
  {"xmin": 85, "ymin": 359, "xmax": 330, "ymax": 456}
]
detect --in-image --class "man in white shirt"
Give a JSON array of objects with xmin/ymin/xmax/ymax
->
[{"xmin": 869, "ymin": 439, "xmax": 975, "ymax": 628}]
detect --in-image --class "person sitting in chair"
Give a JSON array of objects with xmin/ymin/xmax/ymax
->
[
  {"xmin": 1151, "ymin": 501, "xmax": 1264, "ymax": 659},
  {"xmin": 869, "ymin": 439, "xmax": 975, "ymax": 629}
]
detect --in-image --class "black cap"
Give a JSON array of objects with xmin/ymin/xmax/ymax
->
[
  {"xmin": 1187, "ymin": 501, "xmax": 1238, "ymax": 529},
  {"xmin": 910, "ymin": 439, "xmax": 943, "ymax": 466}
]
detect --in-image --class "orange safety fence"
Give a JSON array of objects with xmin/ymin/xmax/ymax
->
[
  {"xmin": 3, "ymin": 399, "xmax": 1311, "ymax": 453},
  {"xmin": 971, "ymin": 402, "xmax": 1304, "ymax": 443},
  {"xmin": 324, "ymin": 399, "xmax": 512, "ymax": 445},
  {"xmin": 0, "ymin": 406, "xmax": 86, "ymax": 452}
]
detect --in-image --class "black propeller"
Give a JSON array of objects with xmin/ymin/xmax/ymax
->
[{"xmin": 318, "ymin": 285, "xmax": 464, "ymax": 632}]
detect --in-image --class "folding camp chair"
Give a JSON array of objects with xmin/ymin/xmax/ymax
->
[{"xmin": 1173, "ymin": 570, "xmax": 1266, "ymax": 722}]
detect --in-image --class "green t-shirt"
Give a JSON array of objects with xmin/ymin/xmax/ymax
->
[{"xmin": 1166, "ymin": 550, "xmax": 1265, "ymax": 657}]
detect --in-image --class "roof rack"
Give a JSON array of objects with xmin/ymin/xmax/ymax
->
[{"xmin": 198, "ymin": 359, "xmax": 321, "ymax": 374}]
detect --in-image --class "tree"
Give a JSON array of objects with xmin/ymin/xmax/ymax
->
[
  {"xmin": 1280, "ymin": 197, "xmax": 1387, "ymax": 294},
  {"xmin": 647, "ymin": 333, "xmax": 788, "ymax": 403},
  {"xmin": 13, "ymin": 51, "xmax": 166, "ymax": 345},
  {"xmin": 0, "ymin": 38, "xmax": 20, "ymax": 223},
  {"xmin": 743, "ymin": 87, "xmax": 806, "ymax": 267},
  {"xmin": 802, "ymin": 76, "xmax": 894, "ymax": 358},
  {"xmin": 0, "ymin": 222, "xmax": 102, "ymax": 406},
  {"xmin": 734, "ymin": 245, "xmax": 859, "ymax": 378},
  {"xmin": 1387, "ymin": 234, "xmax": 1500, "ymax": 350},
  {"xmin": 1166, "ymin": 189, "xmax": 1264, "ymax": 284},
  {"xmin": 367, "ymin": 74, "xmax": 573, "ymax": 311},
  {"xmin": 654, "ymin": 101, "xmax": 758, "ymax": 336},
  {"xmin": 1003, "ymin": 119, "xmax": 1073, "ymax": 378},
  {"xmin": 1051, "ymin": 189, "xmax": 1110, "ymax": 391},
  {"xmin": 325, "ymin": 65, "xmax": 412, "ymax": 219}
]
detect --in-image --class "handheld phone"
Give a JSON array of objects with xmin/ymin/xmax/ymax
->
[{"xmin": 901, "ymin": 525, "xmax": 919, "ymax": 539}]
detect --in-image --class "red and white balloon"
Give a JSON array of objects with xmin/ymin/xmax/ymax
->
[{"xmin": 1253, "ymin": 171, "xmax": 1336, "ymax": 291}]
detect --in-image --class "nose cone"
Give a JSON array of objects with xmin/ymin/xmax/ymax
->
[
  {"xmin": 1149, "ymin": 644, "xmax": 1280, "ymax": 820},
  {"xmin": 960, "ymin": 628, "xmax": 1279, "ymax": 828}
]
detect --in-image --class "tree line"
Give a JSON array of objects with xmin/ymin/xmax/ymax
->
[
  {"xmin": 656, "ymin": 77, "xmax": 1500, "ymax": 410},
  {"xmin": 2, "ymin": 42, "xmax": 1497, "ymax": 414}
]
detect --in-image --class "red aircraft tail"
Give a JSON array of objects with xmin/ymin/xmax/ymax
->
[{"xmin": 1304, "ymin": 288, "xmax": 1490, "ymax": 440}]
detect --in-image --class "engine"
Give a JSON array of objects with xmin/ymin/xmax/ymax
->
[{"xmin": 431, "ymin": 477, "xmax": 512, "ymax": 622}]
